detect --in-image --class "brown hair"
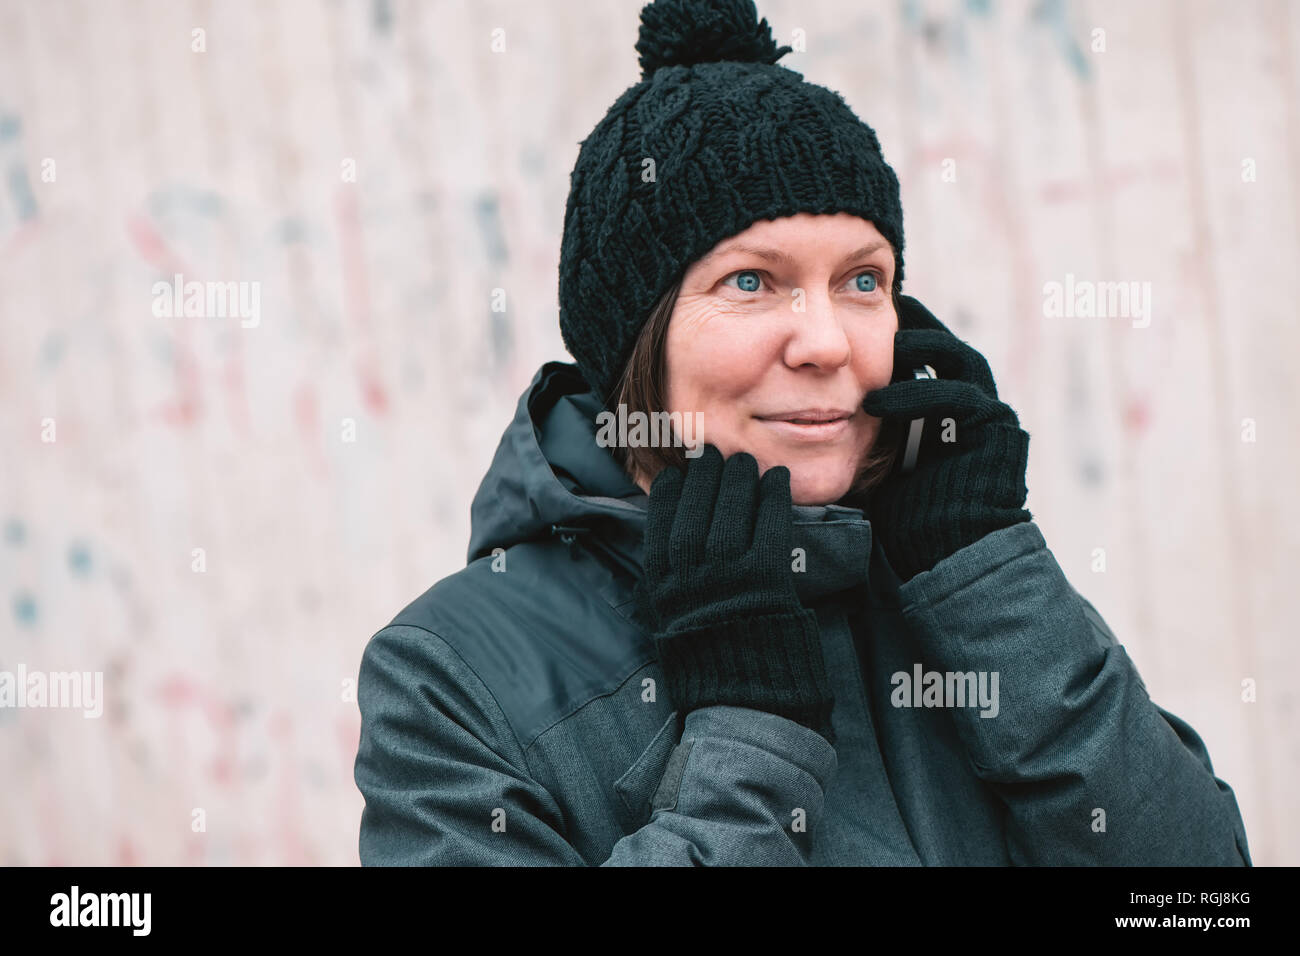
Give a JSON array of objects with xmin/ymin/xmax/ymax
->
[{"xmin": 604, "ymin": 278, "xmax": 904, "ymax": 508}]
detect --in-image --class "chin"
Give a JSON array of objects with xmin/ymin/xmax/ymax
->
[{"xmin": 787, "ymin": 466, "xmax": 856, "ymax": 507}]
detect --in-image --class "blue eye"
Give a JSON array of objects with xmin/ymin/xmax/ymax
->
[
  {"xmin": 724, "ymin": 270, "xmax": 764, "ymax": 293},
  {"xmin": 853, "ymin": 272, "xmax": 879, "ymax": 293}
]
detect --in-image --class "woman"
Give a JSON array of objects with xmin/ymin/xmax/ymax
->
[{"xmin": 353, "ymin": 0, "xmax": 1251, "ymax": 866}]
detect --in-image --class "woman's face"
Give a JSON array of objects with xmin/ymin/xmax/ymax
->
[{"xmin": 640, "ymin": 212, "xmax": 898, "ymax": 506}]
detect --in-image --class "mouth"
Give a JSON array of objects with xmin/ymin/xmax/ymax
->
[{"xmin": 754, "ymin": 408, "xmax": 855, "ymax": 442}]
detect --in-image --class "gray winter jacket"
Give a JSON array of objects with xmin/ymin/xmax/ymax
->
[{"xmin": 353, "ymin": 361, "xmax": 1252, "ymax": 866}]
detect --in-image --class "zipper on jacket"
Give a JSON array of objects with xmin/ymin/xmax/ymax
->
[{"xmin": 550, "ymin": 524, "xmax": 593, "ymax": 560}]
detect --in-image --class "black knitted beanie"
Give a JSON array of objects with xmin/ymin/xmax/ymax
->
[{"xmin": 558, "ymin": 0, "xmax": 906, "ymax": 406}]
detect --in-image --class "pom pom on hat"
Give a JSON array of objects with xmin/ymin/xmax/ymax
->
[{"xmin": 635, "ymin": 0, "xmax": 793, "ymax": 79}]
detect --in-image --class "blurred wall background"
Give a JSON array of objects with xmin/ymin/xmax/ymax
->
[{"xmin": 1, "ymin": 0, "xmax": 1296, "ymax": 865}]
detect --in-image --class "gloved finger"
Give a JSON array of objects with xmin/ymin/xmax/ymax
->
[
  {"xmin": 861, "ymin": 377, "xmax": 1009, "ymax": 427},
  {"xmin": 707, "ymin": 450, "xmax": 759, "ymax": 559},
  {"xmin": 752, "ymin": 463, "xmax": 795, "ymax": 560},
  {"xmin": 670, "ymin": 441, "xmax": 724, "ymax": 569},
  {"xmin": 644, "ymin": 464, "xmax": 684, "ymax": 579},
  {"xmin": 897, "ymin": 294, "xmax": 953, "ymax": 333},
  {"xmin": 890, "ymin": 329, "xmax": 998, "ymax": 396}
]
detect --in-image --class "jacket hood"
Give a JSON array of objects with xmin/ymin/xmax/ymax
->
[{"xmin": 468, "ymin": 361, "xmax": 877, "ymax": 605}]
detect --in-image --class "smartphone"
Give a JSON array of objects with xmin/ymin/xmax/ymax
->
[{"xmin": 900, "ymin": 365, "xmax": 937, "ymax": 473}]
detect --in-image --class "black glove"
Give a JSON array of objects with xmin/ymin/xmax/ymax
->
[
  {"xmin": 860, "ymin": 294, "xmax": 1032, "ymax": 584},
  {"xmin": 634, "ymin": 443, "xmax": 836, "ymax": 744}
]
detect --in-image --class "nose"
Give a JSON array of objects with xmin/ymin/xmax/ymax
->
[{"xmin": 783, "ymin": 291, "xmax": 851, "ymax": 370}]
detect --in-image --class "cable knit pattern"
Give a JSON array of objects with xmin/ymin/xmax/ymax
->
[{"xmin": 558, "ymin": 0, "xmax": 906, "ymax": 404}]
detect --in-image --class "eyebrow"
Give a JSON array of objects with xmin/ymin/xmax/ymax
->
[{"xmin": 697, "ymin": 240, "xmax": 891, "ymax": 270}]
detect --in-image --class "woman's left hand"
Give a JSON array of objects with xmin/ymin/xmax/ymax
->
[{"xmin": 861, "ymin": 294, "xmax": 1033, "ymax": 583}]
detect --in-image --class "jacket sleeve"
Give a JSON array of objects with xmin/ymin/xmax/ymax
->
[
  {"xmin": 895, "ymin": 520, "xmax": 1252, "ymax": 866},
  {"xmin": 354, "ymin": 623, "xmax": 838, "ymax": 866}
]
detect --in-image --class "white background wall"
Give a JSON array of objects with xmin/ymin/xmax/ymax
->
[{"xmin": 1, "ymin": 0, "xmax": 1295, "ymax": 865}]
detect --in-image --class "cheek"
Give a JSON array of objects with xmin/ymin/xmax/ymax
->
[
  {"xmin": 850, "ymin": 324, "xmax": 897, "ymax": 386},
  {"xmin": 665, "ymin": 313, "xmax": 770, "ymax": 408}
]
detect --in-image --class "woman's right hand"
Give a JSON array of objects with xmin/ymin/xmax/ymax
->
[{"xmin": 636, "ymin": 443, "xmax": 837, "ymax": 744}]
